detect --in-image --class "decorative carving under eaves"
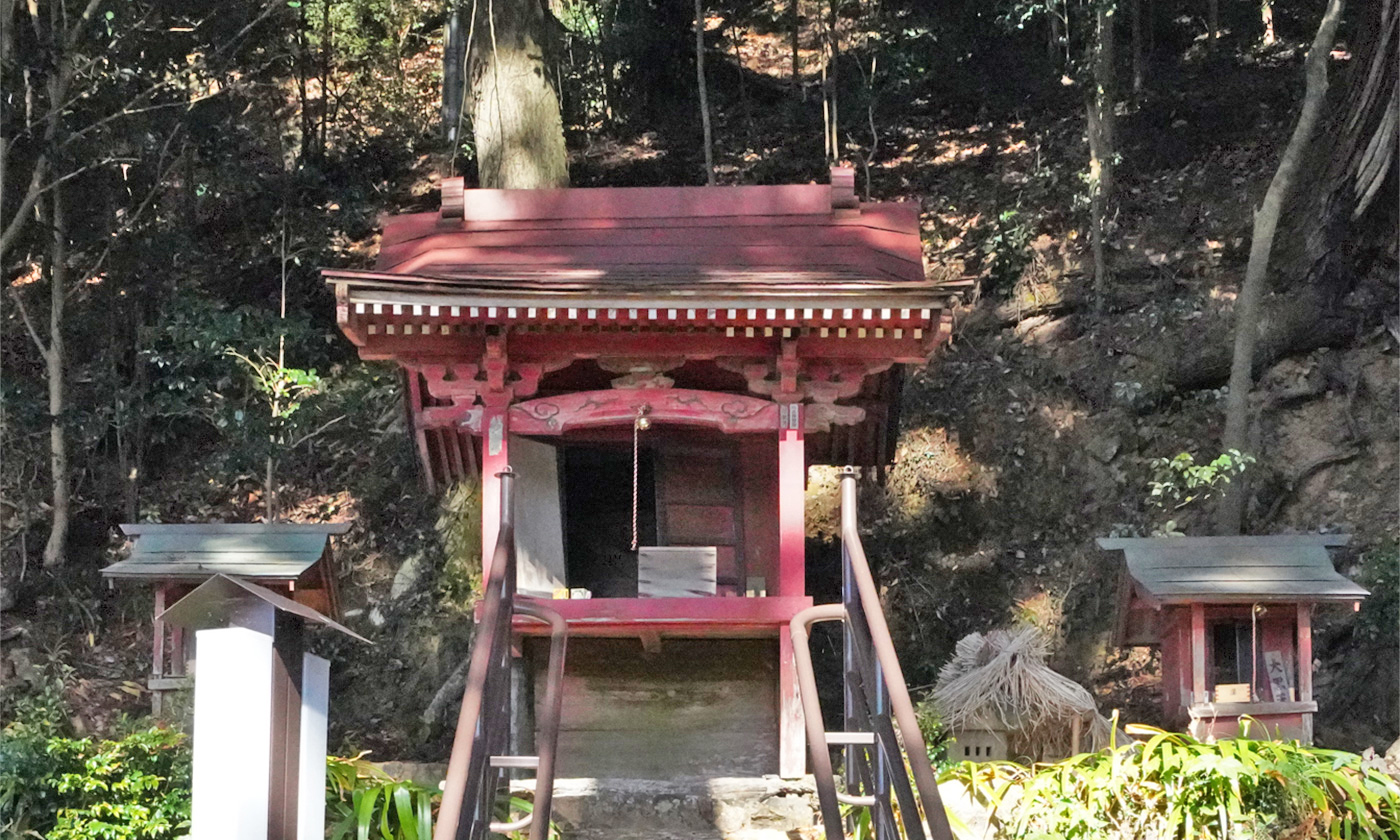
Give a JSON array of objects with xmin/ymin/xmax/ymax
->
[
  {"xmin": 406, "ymin": 343, "xmax": 569, "ymax": 410},
  {"xmin": 510, "ymin": 388, "xmax": 780, "ymax": 435},
  {"xmin": 719, "ymin": 355, "xmax": 892, "ymax": 405},
  {"xmin": 597, "ymin": 356, "xmax": 684, "ymax": 390},
  {"xmin": 805, "ymin": 403, "xmax": 866, "ymax": 432}
]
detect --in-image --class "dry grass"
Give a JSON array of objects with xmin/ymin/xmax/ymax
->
[{"xmin": 933, "ymin": 626, "xmax": 1111, "ymax": 763}]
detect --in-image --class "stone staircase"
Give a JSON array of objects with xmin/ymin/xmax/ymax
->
[{"xmin": 511, "ymin": 775, "xmax": 820, "ymax": 840}]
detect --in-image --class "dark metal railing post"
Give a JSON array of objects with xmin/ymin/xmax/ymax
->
[
  {"xmin": 509, "ymin": 602, "xmax": 567, "ymax": 840},
  {"xmin": 840, "ymin": 468, "xmax": 892, "ymax": 839},
  {"xmin": 790, "ymin": 604, "xmax": 847, "ymax": 840},
  {"xmin": 841, "ymin": 474, "xmax": 859, "ymax": 816},
  {"xmin": 790, "ymin": 468, "xmax": 954, "ymax": 840},
  {"xmin": 435, "ymin": 467, "xmax": 568, "ymax": 840},
  {"xmin": 435, "ymin": 469, "xmax": 517, "ymax": 840},
  {"xmin": 837, "ymin": 468, "xmax": 953, "ymax": 840}
]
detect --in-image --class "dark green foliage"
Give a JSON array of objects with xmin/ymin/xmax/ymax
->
[
  {"xmin": 1354, "ymin": 541, "xmax": 1399, "ymax": 646},
  {"xmin": 45, "ymin": 730, "xmax": 192, "ymax": 840}
]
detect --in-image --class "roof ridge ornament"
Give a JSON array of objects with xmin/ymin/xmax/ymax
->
[
  {"xmin": 442, "ymin": 175, "xmax": 465, "ymax": 219},
  {"xmin": 830, "ymin": 165, "xmax": 858, "ymax": 216}
]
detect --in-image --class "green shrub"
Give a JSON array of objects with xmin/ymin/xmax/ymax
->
[
  {"xmin": 1355, "ymin": 540, "xmax": 1399, "ymax": 645},
  {"xmin": 46, "ymin": 729, "xmax": 192, "ymax": 840},
  {"xmin": 942, "ymin": 725, "xmax": 1400, "ymax": 839},
  {"xmin": 0, "ymin": 728, "xmax": 190, "ymax": 840}
]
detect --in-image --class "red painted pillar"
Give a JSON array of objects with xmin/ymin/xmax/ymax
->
[
  {"xmin": 777, "ymin": 401, "xmax": 806, "ymax": 778},
  {"xmin": 1190, "ymin": 603, "xmax": 1207, "ymax": 705},
  {"xmin": 1297, "ymin": 602, "xmax": 1314, "ymax": 743},
  {"xmin": 777, "ymin": 402, "xmax": 805, "ymax": 597},
  {"xmin": 480, "ymin": 399, "xmax": 510, "ymax": 582}
]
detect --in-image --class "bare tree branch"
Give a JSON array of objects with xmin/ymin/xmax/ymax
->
[{"xmin": 7, "ymin": 285, "xmax": 52, "ymax": 361}]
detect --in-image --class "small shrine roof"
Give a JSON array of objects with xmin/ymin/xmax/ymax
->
[
  {"xmin": 104, "ymin": 523, "xmax": 351, "ymax": 583},
  {"xmin": 1098, "ymin": 535, "xmax": 1369, "ymax": 605},
  {"xmin": 157, "ymin": 574, "xmax": 367, "ymax": 641}
]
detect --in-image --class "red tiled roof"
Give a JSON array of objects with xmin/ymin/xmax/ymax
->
[{"xmin": 368, "ymin": 179, "xmax": 927, "ymax": 290}]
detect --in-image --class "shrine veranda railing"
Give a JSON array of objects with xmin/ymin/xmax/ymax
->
[
  {"xmin": 791, "ymin": 467, "xmax": 954, "ymax": 840},
  {"xmin": 434, "ymin": 469, "xmax": 568, "ymax": 840}
]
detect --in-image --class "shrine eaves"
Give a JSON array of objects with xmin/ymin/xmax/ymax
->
[{"xmin": 323, "ymin": 166, "xmax": 955, "ymax": 490}]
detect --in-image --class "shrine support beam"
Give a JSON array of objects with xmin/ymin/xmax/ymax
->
[
  {"xmin": 778, "ymin": 401, "xmax": 806, "ymax": 778},
  {"xmin": 481, "ymin": 400, "xmax": 509, "ymax": 574}
]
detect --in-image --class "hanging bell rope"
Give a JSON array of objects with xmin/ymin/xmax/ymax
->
[{"xmin": 631, "ymin": 405, "xmax": 651, "ymax": 551}]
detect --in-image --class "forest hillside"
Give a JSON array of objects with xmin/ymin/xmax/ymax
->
[{"xmin": 1, "ymin": 0, "xmax": 1396, "ymax": 762}]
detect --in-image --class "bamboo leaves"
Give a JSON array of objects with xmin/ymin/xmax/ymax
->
[
  {"xmin": 940, "ymin": 726, "xmax": 1400, "ymax": 839},
  {"xmin": 326, "ymin": 753, "xmax": 439, "ymax": 840}
]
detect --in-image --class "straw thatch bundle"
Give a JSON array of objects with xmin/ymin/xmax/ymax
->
[{"xmin": 933, "ymin": 626, "xmax": 1111, "ymax": 762}]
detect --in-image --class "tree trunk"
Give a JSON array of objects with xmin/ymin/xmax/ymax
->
[
  {"xmin": 822, "ymin": 0, "xmax": 839, "ymax": 163},
  {"xmin": 1088, "ymin": 1, "xmax": 1116, "ymax": 313},
  {"xmin": 1207, "ymin": 0, "xmax": 1219, "ymax": 46},
  {"xmin": 695, "ymin": 0, "xmax": 715, "ymax": 184},
  {"xmin": 467, "ymin": 0, "xmax": 569, "ymax": 189},
  {"xmin": 1216, "ymin": 0, "xmax": 1344, "ymax": 535},
  {"xmin": 266, "ymin": 454, "xmax": 277, "ymax": 522},
  {"xmin": 42, "ymin": 187, "xmax": 69, "ymax": 568},
  {"xmin": 1131, "ymin": 0, "xmax": 1144, "ymax": 95},
  {"xmin": 791, "ymin": 0, "xmax": 801, "ymax": 100},
  {"xmin": 1275, "ymin": 0, "xmax": 1398, "ymax": 297}
]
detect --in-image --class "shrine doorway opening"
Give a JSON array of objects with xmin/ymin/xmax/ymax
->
[
  {"xmin": 515, "ymin": 427, "xmax": 777, "ymax": 601},
  {"xmin": 561, "ymin": 443, "xmax": 656, "ymax": 599}
]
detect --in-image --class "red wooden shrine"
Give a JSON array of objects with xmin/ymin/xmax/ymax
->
[
  {"xmin": 1100, "ymin": 535, "xmax": 1369, "ymax": 744},
  {"xmin": 327, "ymin": 168, "xmax": 951, "ymax": 778}
]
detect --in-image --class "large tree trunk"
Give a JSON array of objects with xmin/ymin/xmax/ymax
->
[
  {"xmin": 467, "ymin": 0, "xmax": 569, "ymax": 189},
  {"xmin": 1088, "ymin": 1, "xmax": 1117, "ymax": 313},
  {"xmin": 42, "ymin": 187, "xmax": 69, "ymax": 568},
  {"xmin": 1216, "ymin": 0, "xmax": 1345, "ymax": 535},
  {"xmin": 1275, "ymin": 0, "xmax": 1398, "ymax": 298}
]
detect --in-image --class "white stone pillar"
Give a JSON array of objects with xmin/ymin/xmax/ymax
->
[
  {"xmin": 191, "ymin": 626, "xmax": 275, "ymax": 840},
  {"xmin": 298, "ymin": 654, "xmax": 331, "ymax": 840}
]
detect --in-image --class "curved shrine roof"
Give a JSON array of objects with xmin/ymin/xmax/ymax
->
[
  {"xmin": 327, "ymin": 172, "xmax": 941, "ymax": 312},
  {"xmin": 324, "ymin": 171, "xmax": 953, "ymax": 481}
]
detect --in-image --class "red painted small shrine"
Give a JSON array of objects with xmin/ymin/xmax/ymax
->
[
  {"xmin": 327, "ymin": 168, "xmax": 950, "ymax": 778},
  {"xmin": 1100, "ymin": 535, "xmax": 1369, "ymax": 744}
]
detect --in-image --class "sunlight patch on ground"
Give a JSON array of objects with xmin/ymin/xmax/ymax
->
[{"xmin": 885, "ymin": 427, "xmax": 989, "ymax": 523}]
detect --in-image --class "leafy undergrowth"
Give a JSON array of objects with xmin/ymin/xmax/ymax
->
[{"xmin": 941, "ymin": 726, "xmax": 1400, "ymax": 840}]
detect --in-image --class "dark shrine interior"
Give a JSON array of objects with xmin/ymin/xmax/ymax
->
[{"xmin": 562, "ymin": 444, "xmax": 657, "ymax": 597}]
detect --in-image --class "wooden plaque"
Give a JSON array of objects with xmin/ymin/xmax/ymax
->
[{"xmin": 637, "ymin": 546, "xmax": 718, "ymax": 598}]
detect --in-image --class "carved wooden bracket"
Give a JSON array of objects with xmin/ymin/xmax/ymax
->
[
  {"xmin": 719, "ymin": 347, "xmax": 890, "ymax": 406},
  {"xmin": 418, "ymin": 404, "xmax": 483, "ymax": 433},
  {"xmin": 510, "ymin": 388, "xmax": 781, "ymax": 435},
  {"xmin": 406, "ymin": 335, "xmax": 568, "ymax": 416},
  {"xmin": 805, "ymin": 403, "xmax": 865, "ymax": 431},
  {"xmin": 598, "ymin": 356, "xmax": 685, "ymax": 390}
]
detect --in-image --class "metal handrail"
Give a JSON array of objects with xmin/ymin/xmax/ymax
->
[
  {"xmin": 435, "ymin": 469, "xmax": 568, "ymax": 840},
  {"xmin": 790, "ymin": 466, "xmax": 953, "ymax": 840}
]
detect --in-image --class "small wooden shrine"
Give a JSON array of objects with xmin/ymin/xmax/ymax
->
[
  {"xmin": 103, "ymin": 522, "xmax": 349, "ymax": 712},
  {"xmin": 1099, "ymin": 535, "xmax": 1369, "ymax": 743},
  {"xmin": 326, "ymin": 168, "xmax": 951, "ymax": 778}
]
